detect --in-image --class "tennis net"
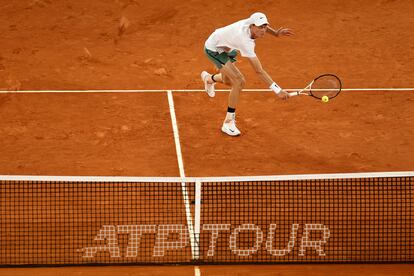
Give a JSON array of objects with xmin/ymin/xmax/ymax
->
[{"xmin": 0, "ymin": 172, "xmax": 413, "ymax": 266}]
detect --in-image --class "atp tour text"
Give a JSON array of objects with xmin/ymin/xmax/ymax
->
[{"xmin": 81, "ymin": 223, "xmax": 330, "ymax": 258}]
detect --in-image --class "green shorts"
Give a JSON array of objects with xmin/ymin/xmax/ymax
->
[{"xmin": 204, "ymin": 48, "xmax": 238, "ymax": 69}]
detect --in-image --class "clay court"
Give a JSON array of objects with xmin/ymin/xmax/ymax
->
[{"xmin": 0, "ymin": 0, "xmax": 413, "ymax": 275}]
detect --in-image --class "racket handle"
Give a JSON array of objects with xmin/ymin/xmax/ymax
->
[{"xmin": 288, "ymin": 92, "xmax": 298, "ymax": 97}]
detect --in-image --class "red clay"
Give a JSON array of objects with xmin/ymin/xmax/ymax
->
[
  {"xmin": 0, "ymin": 0, "xmax": 413, "ymax": 275},
  {"xmin": 1, "ymin": 0, "xmax": 413, "ymax": 177}
]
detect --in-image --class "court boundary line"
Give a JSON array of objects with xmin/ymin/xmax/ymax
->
[{"xmin": 1, "ymin": 88, "xmax": 414, "ymax": 93}]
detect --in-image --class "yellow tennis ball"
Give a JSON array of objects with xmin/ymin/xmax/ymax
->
[{"xmin": 322, "ymin": 96, "xmax": 329, "ymax": 103}]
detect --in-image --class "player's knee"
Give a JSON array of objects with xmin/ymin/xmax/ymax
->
[
  {"xmin": 233, "ymin": 76, "xmax": 246, "ymax": 89},
  {"xmin": 240, "ymin": 76, "xmax": 246, "ymax": 88},
  {"xmin": 221, "ymin": 75, "xmax": 229, "ymax": 85}
]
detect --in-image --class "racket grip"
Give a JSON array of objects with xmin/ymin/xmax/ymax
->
[{"xmin": 288, "ymin": 92, "xmax": 298, "ymax": 97}]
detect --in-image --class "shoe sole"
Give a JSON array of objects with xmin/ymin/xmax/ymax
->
[
  {"xmin": 221, "ymin": 126, "xmax": 241, "ymax": 136},
  {"xmin": 201, "ymin": 72, "xmax": 215, "ymax": 97}
]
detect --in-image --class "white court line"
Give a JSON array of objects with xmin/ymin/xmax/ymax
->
[
  {"xmin": 2, "ymin": 171, "xmax": 413, "ymax": 183},
  {"xmin": 1, "ymin": 88, "xmax": 414, "ymax": 93},
  {"xmin": 194, "ymin": 181, "xmax": 202, "ymax": 260},
  {"xmin": 167, "ymin": 90, "xmax": 186, "ymax": 178},
  {"xmin": 194, "ymin": 266, "xmax": 201, "ymax": 276},
  {"xmin": 166, "ymin": 90, "xmax": 199, "ymax": 264}
]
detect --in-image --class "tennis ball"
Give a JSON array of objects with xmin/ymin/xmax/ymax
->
[{"xmin": 321, "ymin": 96, "xmax": 329, "ymax": 103}]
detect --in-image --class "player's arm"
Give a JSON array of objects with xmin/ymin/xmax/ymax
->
[
  {"xmin": 266, "ymin": 26, "xmax": 294, "ymax": 37},
  {"xmin": 248, "ymin": 56, "xmax": 288, "ymax": 99}
]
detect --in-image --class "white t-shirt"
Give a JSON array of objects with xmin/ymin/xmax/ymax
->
[{"xmin": 205, "ymin": 19, "xmax": 256, "ymax": 58}]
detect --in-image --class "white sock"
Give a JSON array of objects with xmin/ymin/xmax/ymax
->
[{"xmin": 225, "ymin": 112, "xmax": 236, "ymax": 122}]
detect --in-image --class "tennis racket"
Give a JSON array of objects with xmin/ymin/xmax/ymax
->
[{"xmin": 288, "ymin": 74, "xmax": 342, "ymax": 100}]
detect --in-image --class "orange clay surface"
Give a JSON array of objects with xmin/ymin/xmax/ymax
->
[
  {"xmin": 0, "ymin": 264, "xmax": 413, "ymax": 276},
  {"xmin": 0, "ymin": 0, "xmax": 413, "ymax": 275}
]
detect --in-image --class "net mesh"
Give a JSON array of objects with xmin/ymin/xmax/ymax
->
[
  {"xmin": 0, "ymin": 173, "xmax": 413, "ymax": 266},
  {"xmin": 311, "ymin": 75, "xmax": 341, "ymax": 98}
]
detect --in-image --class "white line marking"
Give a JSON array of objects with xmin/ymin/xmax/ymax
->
[
  {"xmin": 1, "ymin": 171, "xmax": 413, "ymax": 183},
  {"xmin": 167, "ymin": 90, "xmax": 198, "ymax": 260},
  {"xmin": 167, "ymin": 90, "xmax": 185, "ymax": 178},
  {"xmin": 1, "ymin": 88, "xmax": 414, "ymax": 93},
  {"xmin": 194, "ymin": 266, "xmax": 201, "ymax": 276},
  {"xmin": 194, "ymin": 181, "xmax": 202, "ymax": 260}
]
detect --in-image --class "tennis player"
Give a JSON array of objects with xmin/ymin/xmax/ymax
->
[{"xmin": 201, "ymin": 12, "xmax": 293, "ymax": 136}]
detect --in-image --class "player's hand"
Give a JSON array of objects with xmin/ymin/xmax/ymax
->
[
  {"xmin": 277, "ymin": 90, "xmax": 290, "ymax": 100},
  {"xmin": 276, "ymin": 28, "xmax": 294, "ymax": 37}
]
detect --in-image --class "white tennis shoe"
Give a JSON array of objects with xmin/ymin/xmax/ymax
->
[
  {"xmin": 201, "ymin": 71, "xmax": 215, "ymax": 97},
  {"xmin": 221, "ymin": 119, "xmax": 241, "ymax": 136}
]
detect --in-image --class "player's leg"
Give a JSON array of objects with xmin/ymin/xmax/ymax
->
[
  {"xmin": 201, "ymin": 48, "xmax": 222, "ymax": 97},
  {"xmin": 218, "ymin": 61, "xmax": 245, "ymax": 136},
  {"xmin": 201, "ymin": 71, "xmax": 216, "ymax": 97},
  {"xmin": 220, "ymin": 61, "xmax": 245, "ymax": 110},
  {"xmin": 203, "ymin": 73, "xmax": 231, "ymax": 86},
  {"xmin": 201, "ymin": 49, "xmax": 242, "ymax": 136},
  {"xmin": 201, "ymin": 49, "xmax": 238, "ymax": 97},
  {"xmin": 220, "ymin": 73, "xmax": 232, "ymax": 86}
]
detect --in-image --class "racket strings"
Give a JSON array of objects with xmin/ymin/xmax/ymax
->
[{"xmin": 311, "ymin": 75, "xmax": 341, "ymax": 98}]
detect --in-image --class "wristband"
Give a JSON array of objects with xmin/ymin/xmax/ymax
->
[{"xmin": 270, "ymin": 82, "xmax": 282, "ymax": 94}]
